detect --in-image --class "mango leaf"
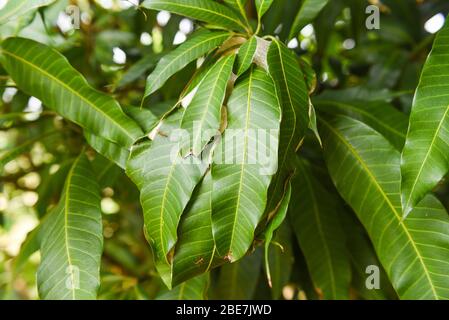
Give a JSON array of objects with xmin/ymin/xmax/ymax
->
[
  {"xmin": 156, "ymin": 274, "xmax": 209, "ymax": 300},
  {"xmin": 126, "ymin": 111, "xmax": 206, "ymax": 288},
  {"xmin": 180, "ymin": 54, "xmax": 235, "ymax": 156},
  {"xmin": 84, "ymin": 132, "xmax": 129, "ymax": 169},
  {"xmin": 211, "ymin": 67, "xmax": 281, "ymax": 262},
  {"xmin": 211, "ymin": 249, "xmax": 262, "ymax": 300},
  {"xmin": 142, "ymin": 30, "xmax": 230, "ymax": 100},
  {"xmin": 317, "ymin": 86, "xmax": 398, "ymax": 102},
  {"xmin": 288, "ymin": 0, "xmax": 330, "ymax": 40},
  {"xmin": 37, "ymin": 153, "xmax": 103, "ymax": 300},
  {"xmin": 255, "ymin": 0, "xmax": 274, "ymax": 20},
  {"xmin": 291, "ymin": 159, "xmax": 351, "ymax": 300},
  {"xmin": 141, "ymin": 0, "xmax": 247, "ymax": 32},
  {"xmin": 0, "ymin": 0, "xmax": 55, "ymax": 25},
  {"xmin": 401, "ymin": 18, "xmax": 449, "ymax": 217},
  {"xmin": 124, "ymin": 106, "xmax": 159, "ymax": 134},
  {"xmin": 172, "ymin": 172, "xmax": 219, "ymax": 285},
  {"xmin": 235, "ymin": 36, "xmax": 257, "ymax": 76},
  {"xmin": 313, "ymin": 94, "xmax": 408, "ymax": 150},
  {"xmin": 266, "ymin": 221, "xmax": 294, "ymax": 300},
  {"xmin": 265, "ymin": 39, "xmax": 308, "ymax": 214},
  {"xmin": 263, "ymin": 178, "xmax": 291, "ymax": 288},
  {"xmin": 0, "ymin": 37, "xmax": 143, "ymax": 148},
  {"xmin": 224, "ymin": 0, "xmax": 248, "ymax": 11},
  {"xmin": 224, "ymin": 0, "xmax": 248, "ymax": 17},
  {"xmin": 320, "ymin": 115, "xmax": 449, "ymax": 300}
]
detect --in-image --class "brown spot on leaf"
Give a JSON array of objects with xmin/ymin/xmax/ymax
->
[
  {"xmin": 224, "ymin": 253, "xmax": 233, "ymax": 262},
  {"xmin": 315, "ymin": 287, "xmax": 324, "ymax": 300}
]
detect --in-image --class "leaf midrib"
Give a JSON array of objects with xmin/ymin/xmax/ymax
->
[
  {"xmin": 159, "ymin": 156, "xmax": 177, "ymax": 263},
  {"xmin": 63, "ymin": 155, "xmax": 81, "ymax": 300},
  {"xmin": 228, "ymin": 68, "xmax": 254, "ymax": 259},
  {"xmin": 257, "ymin": 0, "xmax": 267, "ymax": 16},
  {"xmin": 321, "ymin": 118, "xmax": 439, "ymax": 299},
  {"xmin": 403, "ymin": 104, "xmax": 449, "ymax": 214},
  {"xmin": 236, "ymin": 0, "xmax": 248, "ymax": 26}
]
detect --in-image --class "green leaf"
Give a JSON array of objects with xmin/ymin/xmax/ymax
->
[
  {"xmin": 172, "ymin": 172, "xmax": 219, "ymax": 285},
  {"xmin": 84, "ymin": 132, "xmax": 129, "ymax": 169},
  {"xmin": 141, "ymin": 0, "xmax": 247, "ymax": 31},
  {"xmin": 0, "ymin": 0, "xmax": 55, "ymax": 25},
  {"xmin": 266, "ymin": 221, "xmax": 293, "ymax": 300},
  {"xmin": 126, "ymin": 111, "xmax": 206, "ymax": 288},
  {"xmin": 142, "ymin": 30, "xmax": 230, "ymax": 100},
  {"xmin": 0, "ymin": 37, "xmax": 143, "ymax": 148},
  {"xmin": 288, "ymin": 0, "xmax": 330, "ymax": 40},
  {"xmin": 156, "ymin": 274, "xmax": 209, "ymax": 300},
  {"xmin": 401, "ymin": 18, "xmax": 449, "ymax": 217},
  {"xmin": 265, "ymin": 39, "xmax": 308, "ymax": 213},
  {"xmin": 255, "ymin": 0, "xmax": 274, "ymax": 20},
  {"xmin": 37, "ymin": 153, "xmax": 103, "ymax": 300},
  {"xmin": 320, "ymin": 115, "xmax": 449, "ymax": 300},
  {"xmin": 263, "ymin": 178, "xmax": 291, "ymax": 288},
  {"xmin": 223, "ymin": 0, "xmax": 248, "ymax": 12},
  {"xmin": 211, "ymin": 67, "xmax": 281, "ymax": 262},
  {"xmin": 313, "ymin": 94, "xmax": 408, "ymax": 150},
  {"xmin": 124, "ymin": 106, "xmax": 159, "ymax": 134},
  {"xmin": 235, "ymin": 36, "xmax": 257, "ymax": 76},
  {"xmin": 222, "ymin": 0, "xmax": 251, "ymax": 32},
  {"xmin": 317, "ymin": 86, "xmax": 398, "ymax": 102},
  {"xmin": 291, "ymin": 159, "xmax": 351, "ymax": 300},
  {"xmin": 180, "ymin": 54, "xmax": 235, "ymax": 156}
]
